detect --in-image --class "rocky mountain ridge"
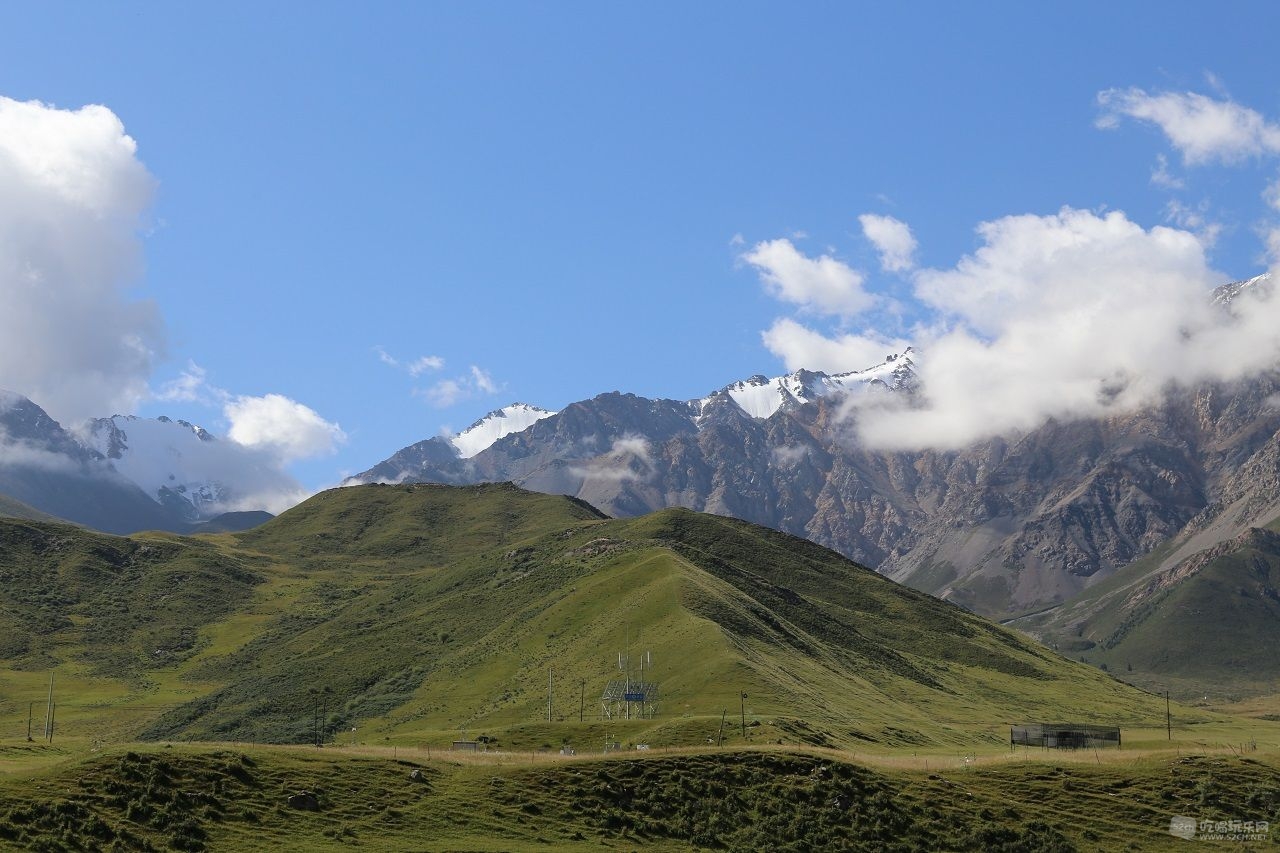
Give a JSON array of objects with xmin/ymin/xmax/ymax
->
[{"xmin": 349, "ymin": 276, "xmax": 1280, "ymax": 619}]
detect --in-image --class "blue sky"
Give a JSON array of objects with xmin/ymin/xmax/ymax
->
[{"xmin": 4, "ymin": 2, "xmax": 1280, "ymax": 492}]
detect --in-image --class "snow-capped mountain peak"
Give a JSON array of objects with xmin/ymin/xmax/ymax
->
[
  {"xmin": 1213, "ymin": 271, "xmax": 1273, "ymax": 306},
  {"xmin": 694, "ymin": 349, "xmax": 918, "ymax": 421},
  {"xmin": 81, "ymin": 415, "xmax": 230, "ymax": 521},
  {"xmin": 449, "ymin": 403, "xmax": 557, "ymax": 459}
]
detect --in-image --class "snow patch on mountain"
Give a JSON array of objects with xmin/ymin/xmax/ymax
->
[
  {"xmin": 1213, "ymin": 272, "xmax": 1273, "ymax": 306},
  {"xmin": 80, "ymin": 415, "xmax": 310, "ymax": 519},
  {"xmin": 82, "ymin": 415, "xmax": 229, "ymax": 519},
  {"xmin": 694, "ymin": 349, "xmax": 918, "ymax": 421},
  {"xmin": 450, "ymin": 403, "xmax": 557, "ymax": 459}
]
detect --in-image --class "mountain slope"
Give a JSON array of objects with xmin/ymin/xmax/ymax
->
[
  {"xmin": 347, "ymin": 343, "xmax": 1280, "ymax": 625},
  {"xmin": 1021, "ymin": 521, "xmax": 1280, "ymax": 700},
  {"xmin": 0, "ymin": 393, "xmax": 190, "ymax": 534},
  {"xmin": 0, "ymin": 493, "xmax": 59, "ymax": 523},
  {"xmin": 0, "ymin": 483, "xmax": 1186, "ymax": 750}
]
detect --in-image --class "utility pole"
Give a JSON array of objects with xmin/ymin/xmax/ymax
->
[
  {"xmin": 48, "ymin": 703, "xmax": 55, "ymax": 744},
  {"xmin": 320, "ymin": 687, "xmax": 332, "ymax": 746},
  {"xmin": 740, "ymin": 692, "xmax": 747, "ymax": 741},
  {"xmin": 717, "ymin": 709, "xmax": 727, "ymax": 747},
  {"xmin": 43, "ymin": 673, "xmax": 53, "ymax": 742},
  {"xmin": 1166, "ymin": 691, "xmax": 1171, "ymax": 741},
  {"xmin": 579, "ymin": 679, "xmax": 585, "ymax": 723},
  {"xmin": 26, "ymin": 702, "xmax": 33, "ymax": 742},
  {"xmin": 548, "ymin": 666, "xmax": 554, "ymax": 723}
]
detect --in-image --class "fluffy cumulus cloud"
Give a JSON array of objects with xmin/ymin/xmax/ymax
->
[
  {"xmin": 742, "ymin": 238, "xmax": 873, "ymax": 317},
  {"xmin": 1097, "ymin": 87, "xmax": 1280, "ymax": 165},
  {"xmin": 224, "ymin": 393, "xmax": 346, "ymax": 464},
  {"xmin": 858, "ymin": 214, "xmax": 918, "ymax": 272},
  {"xmin": 0, "ymin": 97, "xmax": 162, "ymax": 424},
  {"xmin": 762, "ymin": 318, "xmax": 910, "ymax": 374},
  {"xmin": 852, "ymin": 208, "xmax": 1280, "ymax": 450}
]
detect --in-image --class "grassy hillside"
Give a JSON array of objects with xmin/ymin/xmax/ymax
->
[
  {"xmin": 0, "ymin": 483, "xmax": 1231, "ymax": 754},
  {"xmin": 1, "ymin": 744, "xmax": 1278, "ymax": 851},
  {"xmin": 1022, "ymin": 522, "xmax": 1280, "ymax": 701}
]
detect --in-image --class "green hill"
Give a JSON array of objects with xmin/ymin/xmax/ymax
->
[
  {"xmin": 3, "ymin": 745, "xmax": 1279, "ymax": 851},
  {"xmin": 1022, "ymin": 523, "xmax": 1280, "ymax": 701},
  {"xmin": 0, "ymin": 484, "xmax": 1209, "ymax": 751}
]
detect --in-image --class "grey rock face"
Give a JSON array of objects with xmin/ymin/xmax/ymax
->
[{"xmin": 349, "ymin": 354, "xmax": 1280, "ymax": 619}]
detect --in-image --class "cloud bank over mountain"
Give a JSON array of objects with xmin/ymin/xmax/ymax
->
[
  {"xmin": 0, "ymin": 96, "xmax": 162, "ymax": 425},
  {"xmin": 0, "ymin": 98, "xmax": 344, "ymax": 511},
  {"xmin": 743, "ymin": 84, "xmax": 1280, "ymax": 452}
]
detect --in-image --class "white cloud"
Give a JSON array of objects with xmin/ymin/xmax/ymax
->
[
  {"xmin": 1150, "ymin": 153, "xmax": 1185, "ymax": 190},
  {"xmin": 1263, "ymin": 226, "xmax": 1280, "ymax": 267},
  {"xmin": 83, "ymin": 415, "xmax": 312, "ymax": 515},
  {"xmin": 568, "ymin": 435, "xmax": 653, "ymax": 482},
  {"xmin": 1097, "ymin": 87, "xmax": 1280, "ymax": 165},
  {"xmin": 470, "ymin": 365, "xmax": 498, "ymax": 394},
  {"xmin": 841, "ymin": 207, "xmax": 1280, "ymax": 450},
  {"xmin": 224, "ymin": 393, "xmax": 346, "ymax": 463},
  {"xmin": 1264, "ymin": 175, "xmax": 1280, "ymax": 212},
  {"xmin": 408, "ymin": 355, "xmax": 445, "ymax": 376},
  {"xmin": 376, "ymin": 347, "xmax": 445, "ymax": 376},
  {"xmin": 418, "ymin": 365, "xmax": 501, "ymax": 408},
  {"xmin": 770, "ymin": 444, "xmax": 810, "ymax": 467},
  {"xmin": 858, "ymin": 213, "xmax": 918, "ymax": 272},
  {"xmin": 0, "ymin": 97, "xmax": 162, "ymax": 424},
  {"xmin": 0, "ymin": 429, "xmax": 82, "ymax": 472},
  {"xmin": 422, "ymin": 379, "xmax": 463, "ymax": 408},
  {"xmin": 762, "ymin": 318, "xmax": 910, "ymax": 374},
  {"xmin": 1162, "ymin": 199, "xmax": 1221, "ymax": 247},
  {"xmin": 742, "ymin": 238, "xmax": 873, "ymax": 317},
  {"xmin": 154, "ymin": 362, "xmax": 219, "ymax": 405}
]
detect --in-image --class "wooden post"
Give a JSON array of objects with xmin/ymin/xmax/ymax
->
[
  {"xmin": 43, "ymin": 672, "xmax": 53, "ymax": 742},
  {"xmin": 1166, "ymin": 691, "xmax": 1171, "ymax": 741},
  {"xmin": 740, "ymin": 693, "xmax": 747, "ymax": 740},
  {"xmin": 717, "ymin": 709, "xmax": 726, "ymax": 747},
  {"xmin": 579, "ymin": 679, "xmax": 585, "ymax": 723}
]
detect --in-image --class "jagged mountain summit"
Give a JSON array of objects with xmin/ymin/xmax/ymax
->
[
  {"xmin": 0, "ymin": 392, "xmax": 186, "ymax": 533},
  {"xmin": 692, "ymin": 350, "xmax": 918, "ymax": 421},
  {"xmin": 1211, "ymin": 270, "xmax": 1271, "ymax": 305},
  {"xmin": 348, "ymin": 349, "xmax": 920, "ymax": 487},
  {"xmin": 0, "ymin": 392, "xmax": 279, "ymax": 533},
  {"xmin": 449, "ymin": 403, "xmax": 557, "ymax": 458},
  {"xmin": 83, "ymin": 415, "xmax": 230, "ymax": 522},
  {"xmin": 349, "ymin": 283, "xmax": 1280, "ymax": 627}
]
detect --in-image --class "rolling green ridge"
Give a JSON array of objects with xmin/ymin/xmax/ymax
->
[
  {"xmin": 3, "ymin": 483, "xmax": 1280, "ymax": 851},
  {"xmin": 1, "ymin": 745, "xmax": 1278, "ymax": 851},
  {"xmin": 0, "ymin": 483, "xmax": 1207, "ymax": 753}
]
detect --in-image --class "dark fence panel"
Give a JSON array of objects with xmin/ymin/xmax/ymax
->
[{"xmin": 1011, "ymin": 723, "xmax": 1121, "ymax": 749}]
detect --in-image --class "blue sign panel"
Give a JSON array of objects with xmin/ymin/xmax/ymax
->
[{"xmin": 623, "ymin": 692, "xmax": 646, "ymax": 702}]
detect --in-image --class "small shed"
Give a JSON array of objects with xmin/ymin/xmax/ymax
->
[
  {"xmin": 1011, "ymin": 723, "xmax": 1121, "ymax": 749},
  {"xmin": 451, "ymin": 740, "xmax": 479, "ymax": 752}
]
